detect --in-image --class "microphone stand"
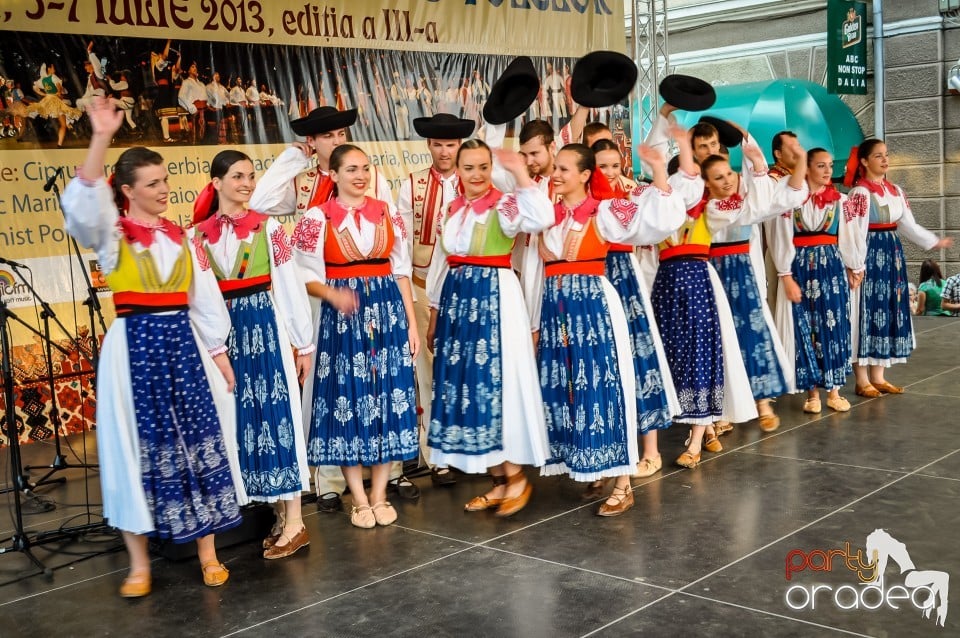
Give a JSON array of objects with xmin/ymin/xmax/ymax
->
[{"xmin": 0, "ymin": 298, "xmax": 52, "ymax": 578}]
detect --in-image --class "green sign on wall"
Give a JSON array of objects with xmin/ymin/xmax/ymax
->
[{"xmin": 827, "ymin": 0, "xmax": 868, "ymax": 95}]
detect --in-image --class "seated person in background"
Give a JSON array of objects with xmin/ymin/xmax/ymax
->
[{"xmin": 916, "ymin": 258, "xmax": 952, "ymax": 316}]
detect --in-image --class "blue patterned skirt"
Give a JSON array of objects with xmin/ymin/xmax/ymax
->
[
  {"xmin": 428, "ymin": 265, "xmax": 503, "ymax": 455},
  {"xmin": 227, "ymin": 290, "xmax": 304, "ymax": 501},
  {"xmin": 858, "ymin": 230, "xmax": 913, "ymax": 363},
  {"xmin": 307, "ymin": 273, "xmax": 418, "ymax": 466},
  {"xmin": 791, "ymin": 244, "xmax": 852, "ymax": 390},
  {"xmin": 126, "ymin": 311, "xmax": 241, "ymax": 543},
  {"xmin": 538, "ymin": 273, "xmax": 631, "ymax": 479},
  {"xmin": 710, "ymin": 252, "xmax": 785, "ymax": 400},
  {"xmin": 605, "ymin": 252, "xmax": 671, "ymax": 434},
  {"xmin": 651, "ymin": 259, "xmax": 724, "ymax": 422}
]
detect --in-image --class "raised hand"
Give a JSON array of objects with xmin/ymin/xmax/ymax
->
[
  {"xmin": 85, "ymin": 95, "xmax": 124, "ymax": 137},
  {"xmin": 636, "ymin": 144, "xmax": 665, "ymax": 169},
  {"xmin": 493, "ymin": 148, "xmax": 525, "ymax": 175}
]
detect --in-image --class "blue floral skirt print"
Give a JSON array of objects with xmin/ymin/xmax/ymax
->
[
  {"xmin": 538, "ymin": 273, "xmax": 632, "ymax": 481},
  {"xmin": 307, "ymin": 273, "xmax": 418, "ymax": 466},
  {"xmin": 858, "ymin": 229, "xmax": 913, "ymax": 363},
  {"xmin": 652, "ymin": 259, "xmax": 724, "ymax": 424},
  {"xmin": 791, "ymin": 244, "xmax": 852, "ymax": 390},
  {"xmin": 126, "ymin": 311, "xmax": 241, "ymax": 543},
  {"xmin": 605, "ymin": 251, "xmax": 672, "ymax": 434},
  {"xmin": 710, "ymin": 252, "xmax": 786, "ymax": 400},
  {"xmin": 227, "ymin": 290, "xmax": 304, "ymax": 501},
  {"xmin": 428, "ymin": 264, "xmax": 503, "ymax": 456}
]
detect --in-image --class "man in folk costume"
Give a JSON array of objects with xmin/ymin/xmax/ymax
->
[
  {"xmin": 250, "ymin": 105, "xmax": 408, "ymax": 512},
  {"xmin": 250, "ymin": 105, "xmax": 393, "ymax": 220},
  {"xmin": 397, "ymin": 113, "xmax": 476, "ymax": 487}
]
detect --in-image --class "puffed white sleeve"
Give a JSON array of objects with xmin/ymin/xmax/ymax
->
[
  {"xmin": 597, "ymin": 185, "xmax": 686, "ymax": 245},
  {"xmin": 643, "ymin": 112, "xmax": 673, "ymax": 167},
  {"xmin": 186, "ymin": 230, "xmax": 231, "ymax": 355},
  {"xmin": 249, "ymin": 146, "xmax": 311, "ymax": 216},
  {"xmin": 266, "ymin": 220, "xmax": 314, "ymax": 354},
  {"xmin": 768, "ymin": 208, "xmax": 797, "ymax": 276},
  {"xmin": 894, "ymin": 187, "xmax": 940, "ymax": 250},
  {"xmin": 425, "ymin": 218, "xmax": 449, "ymax": 309},
  {"xmin": 375, "ymin": 169, "xmax": 395, "ymax": 208},
  {"xmin": 840, "ymin": 189, "xmax": 869, "ymax": 272},
  {"xmin": 521, "ymin": 233, "xmax": 545, "ymax": 332},
  {"xmin": 292, "ymin": 209, "xmax": 327, "ymax": 285},
  {"xmin": 667, "ymin": 169, "xmax": 705, "ymax": 209},
  {"xmin": 396, "ymin": 176, "xmax": 415, "ymax": 254},
  {"xmin": 497, "ymin": 187, "xmax": 554, "ymax": 237},
  {"xmin": 388, "ymin": 200, "xmax": 413, "ymax": 279},
  {"xmin": 61, "ymin": 176, "xmax": 121, "ymax": 274},
  {"xmin": 741, "ymin": 169, "xmax": 808, "ymax": 225},
  {"xmin": 484, "ymin": 122, "xmax": 519, "ymax": 193}
]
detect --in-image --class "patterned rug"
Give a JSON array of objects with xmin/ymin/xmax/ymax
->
[{"xmin": 0, "ymin": 330, "xmax": 98, "ymax": 446}]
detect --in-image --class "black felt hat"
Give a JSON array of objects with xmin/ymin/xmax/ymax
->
[
  {"xmin": 570, "ymin": 51, "xmax": 638, "ymax": 108},
  {"xmin": 290, "ymin": 106, "xmax": 358, "ymax": 136},
  {"xmin": 698, "ymin": 115, "xmax": 743, "ymax": 147},
  {"xmin": 413, "ymin": 113, "xmax": 476, "ymax": 139},
  {"xmin": 483, "ymin": 57, "xmax": 540, "ymax": 125},
  {"xmin": 659, "ymin": 74, "xmax": 716, "ymax": 111}
]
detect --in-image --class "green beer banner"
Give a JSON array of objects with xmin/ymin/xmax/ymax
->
[{"xmin": 827, "ymin": 0, "xmax": 867, "ymax": 95}]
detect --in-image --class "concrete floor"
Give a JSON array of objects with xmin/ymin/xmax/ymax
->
[{"xmin": 1, "ymin": 317, "xmax": 958, "ymax": 637}]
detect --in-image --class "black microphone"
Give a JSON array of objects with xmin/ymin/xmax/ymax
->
[
  {"xmin": 0, "ymin": 256, "xmax": 29, "ymax": 269},
  {"xmin": 43, "ymin": 166, "xmax": 64, "ymax": 192}
]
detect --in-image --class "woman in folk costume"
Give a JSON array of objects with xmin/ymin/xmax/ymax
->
[
  {"xmin": 844, "ymin": 139, "xmax": 952, "ymax": 396},
  {"xmin": 424, "ymin": 140, "xmax": 553, "ymax": 517},
  {"xmin": 190, "ymin": 150, "xmax": 314, "ymax": 559},
  {"xmin": 522, "ymin": 143, "xmax": 686, "ymax": 516},
  {"xmin": 769, "ymin": 149, "xmax": 861, "ymax": 414},
  {"xmin": 27, "ymin": 62, "xmax": 81, "ymax": 147},
  {"xmin": 590, "ymin": 136, "xmax": 681, "ymax": 482},
  {"xmin": 655, "ymin": 142, "xmax": 807, "ymax": 468},
  {"xmin": 703, "ymin": 137, "xmax": 806, "ymax": 434},
  {"xmin": 293, "ymin": 144, "xmax": 420, "ymax": 529},
  {"xmin": 61, "ymin": 97, "xmax": 241, "ymax": 597}
]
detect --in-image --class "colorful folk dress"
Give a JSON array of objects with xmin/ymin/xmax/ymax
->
[
  {"xmin": 846, "ymin": 179, "xmax": 940, "ymax": 366},
  {"xmin": 603, "ymin": 176, "xmax": 681, "ymax": 435},
  {"xmin": 522, "ymin": 188, "xmax": 685, "ymax": 480},
  {"xmin": 769, "ymin": 186, "xmax": 859, "ymax": 391},
  {"xmin": 425, "ymin": 186, "xmax": 553, "ymax": 473},
  {"xmin": 191, "ymin": 212, "xmax": 314, "ymax": 503},
  {"xmin": 294, "ymin": 197, "xmax": 418, "ymax": 466},
  {"xmin": 62, "ymin": 177, "xmax": 241, "ymax": 542}
]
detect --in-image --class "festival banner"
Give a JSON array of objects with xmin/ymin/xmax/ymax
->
[
  {"xmin": 826, "ymin": 0, "xmax": 868, "ymax": 95},
  {"xmin": 0, "ymin": 0, "xmax": 624, "ymax": 57},
  {"xmin": 0, "ymin": 2, "xmax": 628, "ymax": 443}
]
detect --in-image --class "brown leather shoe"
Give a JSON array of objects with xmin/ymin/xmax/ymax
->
[
  {"xmin": 758, "ymin": 413, "xmax": 780, "ymax": 433},
  {"xmin": 633, "ymin": 456, "xmax": 662, "ymax": 478},
  {"xmin": 201, "ymin": 561, "xmax": 230, "ymax": 587},
  {"xmin": 263, "ymin": 526, "xmax": 310, "ymax": 560},
  {"xmin": 596, "ymin": 484, "xmax": 634, "ymax": 517},
  {"xmin": 581, "ymin": 479, "xmax": 607, "ymax": 500},
  {"xmin": 855, "ymin": 384, "xmax": 882, "ymax": 398},
  {"xmin": 675, "ymin": 450, "xmax": 701, "ymax": 468},
  {"xmin": 465, "ymin": 474, "xmax": 507, "ymax": 511},
  {"xmin": 371, "ymin": 501, "xmax": 398, "ymax": 526},
  {"xmin": 495, "ymin": 471, "xmax": 532, "ymax": 517},
  {"xmin": 826, "ymin": 395, "xmax": 851, "ymax": 412},
  {"xmin": 714, "ymin": 421, "xmax": 733, "ymax": 436},
  {"xmin": 703, "ymin": 433, "xmax": 723, "ymax": 453},
  {"xmin": 872, "ymin": 381, "xmax": 904, "ymax": 394},
  {"xmin": 119, "ymin": 573, "xmax": 151, "ymax": 598},
  {"xmin": 803, "ymin": 397, "xmax": 822, "ymax": 414}
]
